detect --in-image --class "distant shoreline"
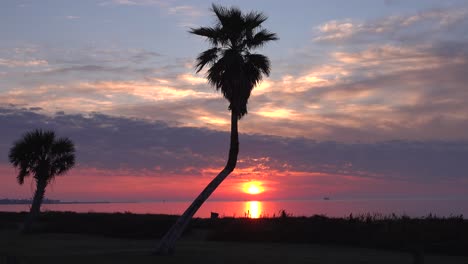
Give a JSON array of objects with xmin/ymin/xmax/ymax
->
[{"xmin": 0, "ymin": 199, "xmax": 110, "ymax": 205}]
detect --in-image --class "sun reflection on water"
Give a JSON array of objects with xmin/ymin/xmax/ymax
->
[{"xmin": 245, "ymin": 201, "xmax": 262, "ymax": 218}]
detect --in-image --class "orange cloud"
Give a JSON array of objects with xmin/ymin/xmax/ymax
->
[
  {"xmin": 255, "ymin": 107, "xmax": 298, "ymax": 119},
  {"xmin": 178, "ymin": 74, "xmax": 206, "ymax": 85},
  {"xmin": 79, "ymin": 80, "xmax": 215, "ymax": 102}
]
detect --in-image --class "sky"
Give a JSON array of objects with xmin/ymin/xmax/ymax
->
[{"xmin": 1, "ymin": 0, "xmax": 468, "ymax": 202}]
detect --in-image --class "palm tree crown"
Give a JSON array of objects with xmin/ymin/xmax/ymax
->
[
  {"xmin": 190, "ymin": 4, "xmax": 278, "ymax": 119},
  {"xmin": 9, "ymin": 129, "xmax": 75, "ymax": 185}
]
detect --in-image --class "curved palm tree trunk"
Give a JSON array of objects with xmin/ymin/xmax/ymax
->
[
  {"xmin": 154, "ymin": 109, "xmax": 239, "ymax": 255},
  {"xmin": 22, "ymin": 178, "xmax": 47, "ymax": 233}
]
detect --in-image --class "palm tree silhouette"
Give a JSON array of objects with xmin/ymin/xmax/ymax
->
[
  {"xmin": 155, "ymin": 4, "xmax": 277, "ymax": 254},
  {"xmin": 9, "ymin": 129, "xmax": 75, "ymax": 233}
]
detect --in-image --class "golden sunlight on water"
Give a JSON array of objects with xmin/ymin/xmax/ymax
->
[{"xmin": 245, "ymin": 201, "xmax": 262, "ymax": 218}]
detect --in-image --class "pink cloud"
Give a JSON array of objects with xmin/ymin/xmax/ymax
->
[{"xmin": 2, "ymin": 159, "xmax": 467, "ymax": 202}]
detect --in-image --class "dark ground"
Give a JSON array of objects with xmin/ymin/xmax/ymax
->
[{"xmin": 1, "ymin": 211, "xmax": 467, "ymax": 263}]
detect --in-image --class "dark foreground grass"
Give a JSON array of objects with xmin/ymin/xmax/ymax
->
[
  {"xmin": 1, "ymin": 230, "xmax": 468, "ymax": 264},
  {"xmin": 0, "ymin": 211, "xmax": 467, "ymax": 259},
  {"xmin": 208, "ymin": 214, "xmax": 468, "ymax": 256}
]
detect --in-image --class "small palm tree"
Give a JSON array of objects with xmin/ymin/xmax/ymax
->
[
  {"xmin": 9, "ymin": 129, "xmax": 75, "ymax": 232},
  {"xmin": 155, "ymin": 4, "xmax": 277, "ymax": 254}
]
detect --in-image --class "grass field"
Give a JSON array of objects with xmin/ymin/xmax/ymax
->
[
  {"xmin": 1, "ymin": 230, "xmax": 468, "ymax": 264},
  {"xmin": 1, "ymin": 212, "xmax": 468, "ymax": 263}
]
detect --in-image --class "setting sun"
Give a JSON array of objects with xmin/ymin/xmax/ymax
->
[
  {"xmin": 242, "ymin": 181, "xmax": 265, "ymax": 195},
  {"xmin": 248, "ymin": 185, "xmax": 260, "ymax": 194}
]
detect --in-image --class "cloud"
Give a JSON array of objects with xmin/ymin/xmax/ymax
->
[
  {"xmin": 78, "ymin": 79, "xmax": 217, "ymax": 101},
  {"xmin": 1, "ymin": 106, "xmax": 467, "ymax": 185},
  {"xmin": 13, "ymin": 47, "xmax": 38, "ymax": 55},
  {"xmin": 47, "ymin": 47, "xmax": 161, "ymax": 66},
  {"xmin": 129, "ymin": 50, "xmax": 161, "ymax": 63},
  {"xmin": 0, "ymin": 78, "xmax": 220, "ymax": 118},
  {"xmin": 314, "ymin": 8, "xmax": 468, "ymax": 42},
  {"xmin": 1, "ymin": 107, "xmax": 467, "ymax": 200},
  {"xmin": 100, "ymin": 0, "xmax": 204, "ymax": 17},
  {"xmin": 167, "ymin": 4, "xmax": 205, "ymax": 27},
  {"xmin": 2, "ymin": 6, "xmax": 468, "ymax": 143},
  {"xmin": 44, "ymin": 65, "xmax": 128, "ymax": 75},
  {"xmin": 2, "ymin": 38, "xmax": 468, "ymax": 142},
  {"xmin": 255, "ymin": 107, "xmax": 299, "ymax": 120},
  {"xmin": 99, "ymin": 0, "xmax": 165, "ymax": 6},
  {"xmin": 65, "ymin": 15, "xmax": 80, "ymax": 20},
  {"xmin": 99, "ymin": 0, "xmax": 204, "ymax": 27},
  {"xmin": 384, "ymin": 0, "xmax": 405, "ymax": 6},
  {"xmin": 178, "ymin": 73, "xmax": 206, "ymax": 85},
  {"xmin": 315, "ymin": 20, "xmax": 358, "ymax": 42},
  {"xmin": 3, "ymin": 40, "xmax": 468, "ymax": 142},
  {"xmin": 168, "ymin": 5, "xmax": 203, "ymax": 18},
  {"xmin": 240, "ymin": 17, "xmax": 468, "ymax": 141},
  {"xmin": 0, "ymin": 58, "xmax": 48, "ymax": 67}
]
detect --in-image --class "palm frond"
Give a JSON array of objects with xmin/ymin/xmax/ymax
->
[
  {"xmin": 206, "ymin": 56, "xmax": 226, "ymax": 91},
  {"xmin": 245, "ymin": 53, "xmax": 271, "ymax": 76},
  {"xmin": 243, "ymin": 11, "xmax": 267, "ymax": 30},
  {"xmin": 189, "ymin": 26, "xmax": 227, "ymax": 46},
  {"xmin": 9, "ymin": 129, "xmax": 76, "ymax": 184},
  {"xmin": 195, "ymin": 47, "xmax": 220, "ymax": 73},
  {"xmin": 17, "ymin": 167, "xmax": 29, "ymax": 185},
  {"xmin": 212, "ymin": 4, "xmax": 246, "ymax": 47},
  {"xmin": 50, "ymin": 153, "xmax": 75, "ymax": 177},
  {"xmin": 246, "ymin": 29, "xmax": 278, "ymax": 49},
  {"xmin": 193, "ymin": 4, "xmax": 276, "ymax": 119},
  {"xmin": 50, "ymin": 138, "xmax": 76, "ymax": 177},
  {"xmin": 212, "ymin": 4, "xmax": 242, "ymax": 29}
]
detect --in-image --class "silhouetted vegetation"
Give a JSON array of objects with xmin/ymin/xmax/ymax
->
[
  {"xmin": 0, "ymin": 211, "xmax": 177, "ymax": 239},
  {"xmin": 208, "ymin": 213, "xmax": 467, "ymax": 256},
  {"xmin": 8, "ymin": 129, "xmax": 75, "ymax": 232},
  {"xmin": 156, "ymin": 4, "xmax": 278, "ymax": 254},
  {"xmin": 1, "ymin": 211, "xmax": 466, "ymax": 256}
]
